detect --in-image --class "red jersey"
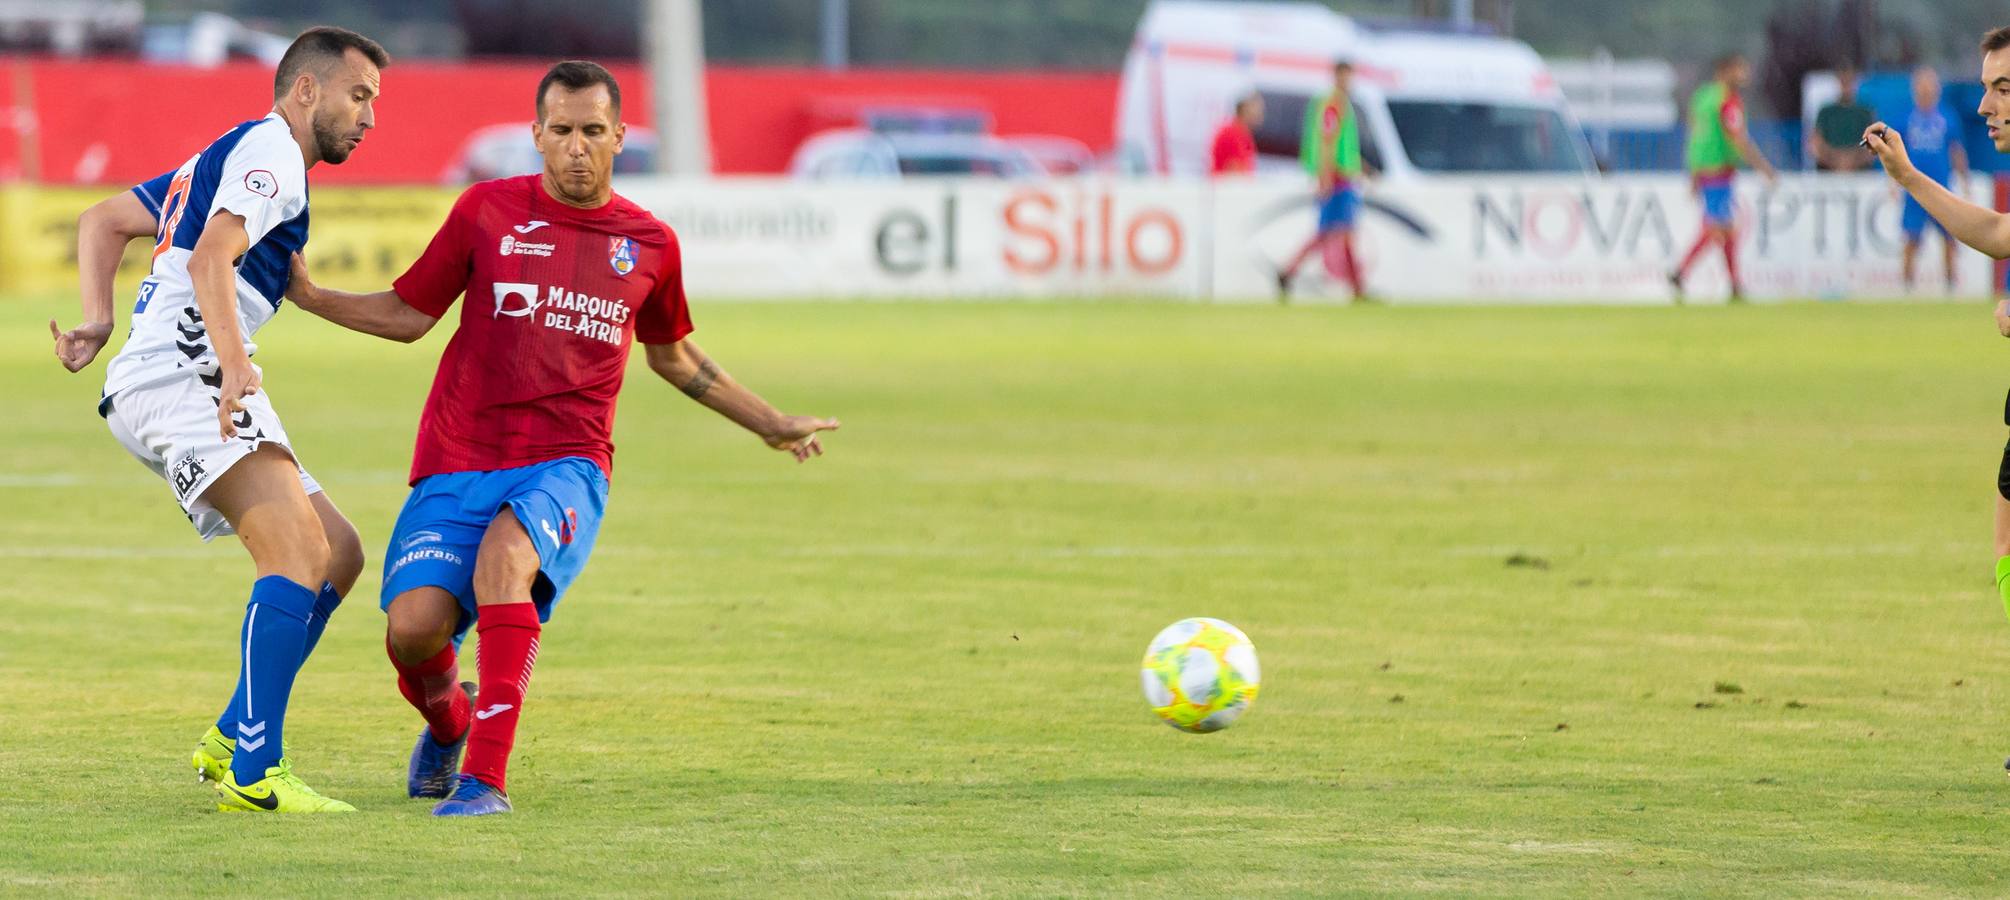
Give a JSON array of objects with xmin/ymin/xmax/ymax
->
[
  {"xmin": 1210, "ymin": 120, "xmax": 1257, "ymax": 175},
  {"xmin": 392, "ymin": 175, "xmax": 693, "ymax": 484}
]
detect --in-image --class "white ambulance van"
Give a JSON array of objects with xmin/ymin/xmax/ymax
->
[{"xmin": 1116, "ymin": 0, "xmax": 1594, "ymax": 179}]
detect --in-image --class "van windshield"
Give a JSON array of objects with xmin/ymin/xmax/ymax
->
[{"xmin": 1385, "ymin": 101, "xmax": 1587, "ymax": 173}]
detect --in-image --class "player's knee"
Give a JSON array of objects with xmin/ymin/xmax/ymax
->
[
  {"xmin": 385, "ymin": 601, "xmax": 455, "ymax": 662},
  {"xmin": 323, "ymin": 516, "xmax": 365, "ymax": 595}
]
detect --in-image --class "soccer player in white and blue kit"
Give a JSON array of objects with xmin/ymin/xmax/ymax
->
[
  {"xmin": 1899, "ymin": 66, "xmax": 1970, "ymax": 294},
  {"xmin": 48, "ymin": 27, "xmax": 388, "ymax": 813}
]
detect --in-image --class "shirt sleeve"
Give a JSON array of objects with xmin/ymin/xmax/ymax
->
[
  {"xmin": 1720, "ymin": 95, "xmax": 1745, "ymax": 133},
  {"xmin": 392, "ymin": 187, "xmax": 481, "ymax": 318},
  {"xmin": 635, "ymin": 224, "xmax": 693, "ymax": 345},
  {"xmin": 213, "ymin": 122, "xmax": 307, "ymax": 248},
  {"xmin": 130, "ymin": 169, "xmax": 178, "ymax": 219}
]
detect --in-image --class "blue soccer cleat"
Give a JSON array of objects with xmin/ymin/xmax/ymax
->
[
  {"xmin": 432, "ymin": 774, "xmax": 512, "ymax": 817},
  {"xmin": 407, "ymin": 681, "xmax": 476, "ymax": 799}
]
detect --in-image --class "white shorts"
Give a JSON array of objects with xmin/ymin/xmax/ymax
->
[{"xmin": 103, "ymin": 368, "xmax": 322, "ymax": 542}]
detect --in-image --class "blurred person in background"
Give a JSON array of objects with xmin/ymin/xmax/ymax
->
[
  {"xmin": 1210, "ymin": 92, "xmax": 1262, "ymax": 176},
  {"xmin": 1276, "ymin": 60, "xmax": 1369, "ymax": 303},
  {"xmin": 1811, "ymin": 65, "xmax": 1875, "ymax": 172},
  {"xmin": 1897, "ymin": 65, "xmax": 1969, "ymax": 295},
  {"xmin": 1669, "ymin": 53, "xmax": 1778, "ymax": 303}
]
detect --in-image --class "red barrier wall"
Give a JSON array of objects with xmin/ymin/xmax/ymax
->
[{"xmin": 0, "ymin": 59, "xmax": 1118, "ymax": 184}]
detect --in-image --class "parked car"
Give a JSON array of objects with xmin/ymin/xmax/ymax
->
[
  {"xmin": 442, "ymin": 122, "xmax": 660, "ymax": 184},
  {"xmin": 787, "ymin": 129, "xmax": 1045, "ymax": 179}
]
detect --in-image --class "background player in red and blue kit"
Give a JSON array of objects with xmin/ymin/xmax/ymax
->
[
  {"xmin": 1669, "ymin": 54, "xmax": 1777, "ymax": 302},
  {"xmin": 285, "ymin": 60, "xmax": 840, "ymax": 816},
  {"xmin": 1898, "ymin": 66, "xmax": 1969, "ymax": 294}
]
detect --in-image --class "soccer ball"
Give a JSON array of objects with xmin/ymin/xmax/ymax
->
[{"xmin": 1140, "ymin": 617, "xmax": 1260, "ymax": 733}]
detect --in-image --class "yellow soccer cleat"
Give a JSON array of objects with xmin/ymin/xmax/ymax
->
[
  {"xmin": 213, "ymin": 760, "xmax": 356, "ymax": 814},
  {"xmin": 192, "ymin": 725, "xmax": 234, "ymax": 784}
]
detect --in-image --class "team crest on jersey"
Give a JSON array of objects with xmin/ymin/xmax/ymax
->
[{"xmin": 609, "ymin": 236, "xmax": 637, "ymax": 276}]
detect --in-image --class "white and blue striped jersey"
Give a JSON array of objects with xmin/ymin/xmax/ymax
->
[{"xmin": 103, "ymin": 112, "xmax": 310, "ymax": 398}]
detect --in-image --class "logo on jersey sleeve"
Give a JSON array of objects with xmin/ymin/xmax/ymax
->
[
  {"xmin": 609, "ymin": 237, "xmax": 637, "ymax": 276},
  {"xmin": 243, "ymin": 169, "xmax": 278, "ymax": 198},
  {"xmin": 493, "ymin": 282, "xmax": 544, "ymax": 318}
]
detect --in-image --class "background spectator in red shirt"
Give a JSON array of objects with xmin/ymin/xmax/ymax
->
[{"xmin": 1210, "ymin": 92, "xmax": 1263, "ymax": 175}]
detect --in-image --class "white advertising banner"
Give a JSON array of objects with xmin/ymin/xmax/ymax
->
[
  {"xmin": 1209, "ymin": 174, "xmax": 1997, "ymax": 303},
  {"xmin": 616, "ymin": 175, "xmax": 1996, "ymax": 303},
  {"xmin": 616, "ymin": 178, "xmax": 1207, "ymax": 299}
]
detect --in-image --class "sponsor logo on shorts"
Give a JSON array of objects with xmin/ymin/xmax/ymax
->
[
  {"xmin": 170, "ymin": 452, "xmax": 207, "ymax": 500},
  {"xmin": 387, "ymin": 547, "xmax": 465, "ymax": 578},
  {"xmin": 400, "ymin": 530, "xmax": 444, "ymax": 550}
]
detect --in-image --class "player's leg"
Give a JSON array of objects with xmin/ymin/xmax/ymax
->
[
  {"xmin": 386, "ymin": 586, "xmax": 477, "ymax": 798},
  {"xmin": 1995, "ymin": 437, "xmax": 2010, "ymax": 615},
  {"xmin": 438, "ymin": 458, "xmax": 608, "ymax": 816},
  {"xmin": 199, "ymin": 486, "xmax": 362, "ymax": 779},
  {"xmin": 378, "ymin": 477, "xmax": 486, "ymax": 797},
  {"xmin": 1718, "ymin": 224, "xmax": 1743, "ymax": 301},
  {"xmin": 1278, "ymin": 189, "xmax": 1346, "ymax": 299},
  {"xmin": 201, "ymin": 445, "xmax": 352, "ymax": 812},
  {"xmin": 1943, "ymin": 228, "xmax": 1960, "ymax": 294},
  {"xmin": 1900, "ymin": 198, "xmax": 1928, "ymax": 291}
]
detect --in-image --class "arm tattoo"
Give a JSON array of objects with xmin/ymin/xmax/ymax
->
[{"xmin": 680, "ymin": 358, "xmax": 721, "ymax": 399}]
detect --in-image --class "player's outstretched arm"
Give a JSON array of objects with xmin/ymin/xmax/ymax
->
[
  {"xmin": 51, "ymin": 191, "xmax": 156, "ymax": 372},
  {"xmin": 1730, "ymin": 125, "xmax": 1779, "ymax": 182},
  {"xmin": 284, "ymin": 252, "xmax": 439, "ymax": 343},
  {"xmin": 643, "ymin": 339, "xmax": 840, "ymax": 463},
  {"xmin": 1866, "ymin": 123, "xmax": 2010, "ymax": 258}
]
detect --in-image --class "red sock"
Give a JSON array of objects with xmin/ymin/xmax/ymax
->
[
  {"xmin": 1283, "ymin": 232, "xmax": 1327, "ymax": 276},
  {"xmin": 462, "ymin": 602, "xmax": 541, "ymax": 793},
  {"xmin": 1675, "ymin": 231, "xmax": 1713, "ymax": 279},
  {"xmin": 1721, "ymin": 234, "xmax": 1742, "ymax": 293},
  {"xmin": 388, "ymin": 639, "xmax": 470, "ymax": 745},
  {"xmin": 1336, "ymin": 236, "xmax": 1362, "ymax": 295}
]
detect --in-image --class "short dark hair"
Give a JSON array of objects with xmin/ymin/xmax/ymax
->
[
  {"xmin": 273, "ymin": 26, "xmax": 389, "ymax": 100},
  {"xmin": 536, "ymin": 60, "xmax": 622, "ymax": 121},
  {"xmin": 1984, "ymin": 26, "xmax": 2010, "ymax": 54},
  {"xmin": 1334, "ymin": 59, "xmax": 1355, "ymax": 73},
  {"xmin": 1713, "ymin": 53, "xmax": 1745, "ymax": 74}
]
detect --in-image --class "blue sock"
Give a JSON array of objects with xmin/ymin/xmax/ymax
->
[
  {"xmin": 216, "ymin": 582, "xmax": 341, "ymax": 734},
  {"xmin": 300, "ymin": 583, "xmax": 343, "ymax": 660},
  {"xmin": 225, "ymin": 575, "xmax": 318, "ymax": 782}
]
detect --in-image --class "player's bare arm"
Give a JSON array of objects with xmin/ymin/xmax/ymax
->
[
  {"xmin": 187, "ymin": 209, "xmax": 259, "ymax": 439},
  {"xmin": 284, "ymin": 252, "xmax": 439, "ymax": 342},
  {"xmin": 643, "ymin": 339, "xmax": 840, "ymax": 462},
  {"xmin": 1866, "ymin": 124, "xmax": 2010, "ymax": 259},
  {"xmin": 51, "ymin": 191, "xmax": 157, "ymax": 372},
  {"xmin": 1729, "ymin": 123, "xmax": 1778, "ymax": 182}
]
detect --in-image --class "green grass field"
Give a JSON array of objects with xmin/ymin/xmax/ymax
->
[{"xmin": 6, "ymin": 295, "xmax": 2010, "ymax": 896}]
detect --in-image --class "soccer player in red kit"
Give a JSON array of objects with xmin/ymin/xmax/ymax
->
[{"xmin": 285, "ymin": 60, "xmax": 839, "ymax": 816}]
